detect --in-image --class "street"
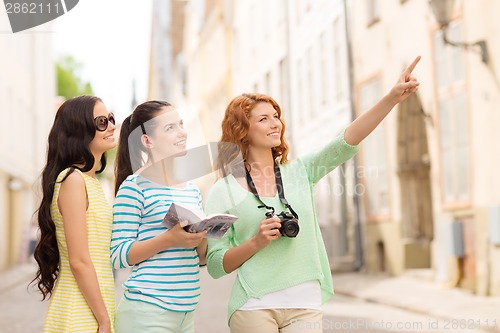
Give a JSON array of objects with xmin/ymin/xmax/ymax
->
[
  {"xmin": 322, "ymin": 295, "xmax": 492, "ymax": 333},
  {"xmin": 0, "ymin": 265, "xmax": 494, "ymax": 333}
]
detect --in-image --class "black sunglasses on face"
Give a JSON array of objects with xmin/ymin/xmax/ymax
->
[{"xmin": 94, "ymin": 113, "xmax": 115, "ymax": 132}]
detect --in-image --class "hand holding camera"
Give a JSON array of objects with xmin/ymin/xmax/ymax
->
[
  {"xmin": 252, "ymin": 216, "xmax": 282, "ymax": 250},
  {"xmin": 265, "ymin": 211, "xmax": 300, "ymax": 238}
]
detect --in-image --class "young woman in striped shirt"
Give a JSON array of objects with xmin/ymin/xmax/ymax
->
[{"xmin": 112, "ymin": 100, "xmax": 207, "ymax": 333}]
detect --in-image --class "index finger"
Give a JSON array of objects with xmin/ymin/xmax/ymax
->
[{"xmin": 404, "ymin": 55, "xmax": 421, "ymax": 80}]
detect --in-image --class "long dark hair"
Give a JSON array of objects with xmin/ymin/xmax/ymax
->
[
  {"xmin": 32, "ymin": 95, "xmax": 106, "ymax": 300},
  {"xmin": 115, "ymin": 100, "xmax": 172, "ymax": 194}
]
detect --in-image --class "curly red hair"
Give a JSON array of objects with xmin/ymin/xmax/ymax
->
[{"xmin": 217, "ymin": 93, "xmax": 289, "ymax": 177}]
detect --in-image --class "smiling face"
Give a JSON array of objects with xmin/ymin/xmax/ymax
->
[
  {"xmin": 89, "ymin": 101, "xmax": 116, "ymax": 154},
  {"xmin": 143, "ymin": 106, "xmax": 187, "ymax": 161},
  {"xmin": 246, "ymin": 102, "xmax": 283, "ymax": 152}
]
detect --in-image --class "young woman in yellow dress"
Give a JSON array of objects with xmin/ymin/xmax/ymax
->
[{"xmin": 33, "ymin": 95, "xmax": 117, "ymax": 333}]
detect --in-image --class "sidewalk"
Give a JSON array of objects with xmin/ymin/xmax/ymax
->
[
  {"xmin": 0, "ymin": 263, "xmax": 36, "ymax": 295},
  {"xmin": 2, "ymin": 264, "xmax": 500, "ymax": 333},
  {"xmin": 328, "ymin": 271, "xmax": 500, "ymax": 332}
]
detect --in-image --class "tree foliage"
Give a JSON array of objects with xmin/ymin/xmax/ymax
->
[{"xmin": 56, "ymin": 56, "xmax": 94, "ymax": 99}]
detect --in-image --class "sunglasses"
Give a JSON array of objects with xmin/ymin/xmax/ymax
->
[{"xmin": 94, "ymin": 113, "xmax": 116, "ymax": 132}]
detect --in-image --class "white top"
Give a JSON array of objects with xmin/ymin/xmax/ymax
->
[{"xmin": 239, "ymin": 280, "xmax": 322, "ymax": 311}]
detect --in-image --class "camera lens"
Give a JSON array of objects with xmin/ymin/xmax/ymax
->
[{"xmin": 280, "ymin": 219, "xmax": 300, "ymax": 238}]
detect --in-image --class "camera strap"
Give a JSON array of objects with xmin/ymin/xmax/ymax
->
[{"xmin": 245, "ymin": 163, "xmax": 299, "ymax": 219}]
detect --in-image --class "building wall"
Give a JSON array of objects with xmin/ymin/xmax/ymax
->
[
  {"xmin": 284, "ymin": 0, "xmax": 359, "ymax": 268},
  {"xmin": 0, "ymin": 13, "xmax": 55, "ymax": 270},
  {"xmin": 149, "ymin": 0, "xmax": 174, "ymax": 101},
  {"xmin": 465, "ymin": 0, "xmax": 500, "ymax": 295},
  {"xmin": 350, "ymin": 0, "xmax": 437, "ymax": 276},
  {"xmin": 183, "ymin": 0, "xmax": 232, "ymax": 143},
  {"xmin": 351, "ymin": 0, "xmax": 500, "ymax": 295}
]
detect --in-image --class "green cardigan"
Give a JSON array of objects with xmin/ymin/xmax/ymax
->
[{"xmin": 205, "ymin": 132, "xmax": 360, "ymax": 322}]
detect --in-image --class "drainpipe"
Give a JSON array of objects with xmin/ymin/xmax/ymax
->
[{"xmin": 343, "ymin": 0, "xmax": 364, "ymax": 271}]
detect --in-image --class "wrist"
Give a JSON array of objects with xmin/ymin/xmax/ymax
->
[
  {"xmin": 197, "ymin": 238, "xmax": 208, "ymax": 249},
  {"xmin": 248, "ymin": 237, "xmax": 263, "ymax": 252},
  {"xmin": 96, "ymin": 314, "xmax": 110, "ymax": 326},
  {"xmin": 384, "ymin": 92, "xmax": 401, "ymax": 107},
  {"xmin": 159, "ymin": 230, "xmax": 175, "ymax": 248}
]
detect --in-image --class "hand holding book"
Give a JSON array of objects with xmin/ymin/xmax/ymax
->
[{"xmin": 163, "ymin": 202, "xmax": 238, "ymax": 239}]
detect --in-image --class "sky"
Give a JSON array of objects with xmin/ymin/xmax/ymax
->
[{"xmin": 52, "ymin": 0, "xmax": 153, "ymax": 121}]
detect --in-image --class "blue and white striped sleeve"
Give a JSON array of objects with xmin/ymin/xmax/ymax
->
[
  {"xmin": 111, "ymin": 179, "xmax": 144, "ymax": 269},
  {"xmin": 197, "ymin": 189, "xmax": 203, "ymax": 211}
]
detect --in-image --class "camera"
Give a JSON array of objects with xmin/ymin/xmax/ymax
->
[{"xmin": 266, "ymin": 211, "xmax": 300, "ymax": 238}]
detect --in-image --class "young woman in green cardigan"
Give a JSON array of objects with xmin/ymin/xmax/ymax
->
[{"xmin": 205, "ymin": 56, "xmax": 421, "ymax": 332}]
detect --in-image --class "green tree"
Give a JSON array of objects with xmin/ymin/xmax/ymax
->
[{"xmin": 56, "ymin": 56, "xmax": 94, "ymax": 99}]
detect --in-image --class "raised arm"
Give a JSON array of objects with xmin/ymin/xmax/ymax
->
[{"xmin": 345, "ymin": 56, "xmax": 421, "ymax": 146}]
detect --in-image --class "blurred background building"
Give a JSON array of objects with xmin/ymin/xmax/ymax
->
[
  {"xmin": 1, "ymin": 0, "xmax": 500, "ymax": 299},
  {"xmin": 348, "ymin": 0, "xmax": 500, "ymax": 297},
  {"xmin": 0, "ymin": 15, "xmax": 55, "ymax": 270}
]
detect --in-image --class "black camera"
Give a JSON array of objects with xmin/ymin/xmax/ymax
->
[{"xmin": 266, "ymin": 211, "xmax": 300, "ymax": 238}]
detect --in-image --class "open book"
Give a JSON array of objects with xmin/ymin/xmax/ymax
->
[{"xmin": 162, "ymin": 202, "xmax": 238, "ymax": 239}]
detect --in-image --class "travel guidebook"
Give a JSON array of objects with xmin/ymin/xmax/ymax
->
[{"xmin": 163, "ymin": 202, "xmax": 238, "ymax": 239}]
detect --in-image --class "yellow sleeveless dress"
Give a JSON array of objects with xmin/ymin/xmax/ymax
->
[{"xmin": 43, "ymin": 168, "xmax": 115, "ymax": 333}]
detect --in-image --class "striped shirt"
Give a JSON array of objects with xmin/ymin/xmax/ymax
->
[{"xmin": 111, "ymin": 175, "xmax": 202, "ymax": 312}]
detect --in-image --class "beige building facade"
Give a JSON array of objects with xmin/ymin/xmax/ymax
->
[
  {"xmin": 283, "ymin": 0, "xmax": 360, "ymax": 271},
  {"xmin": 182, "ymin": 0, "xmax": 234, "ymax": 143},
  {"xmin": 351, "ymin": 0, "xmax": 500, "ymax": 295},
  {"xmin": 0, "ymin": 15, "xmax": 55, "ymax": 270}
]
